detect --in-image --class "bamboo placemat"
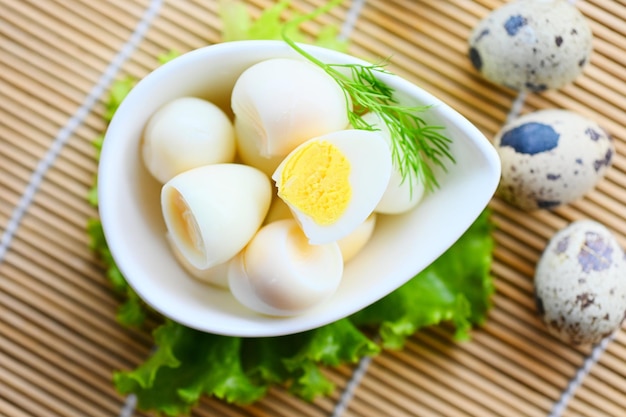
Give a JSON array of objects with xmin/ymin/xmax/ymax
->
[{"xmin": 1, "ymin": 0, "xmax": 625, "ymax": 416}]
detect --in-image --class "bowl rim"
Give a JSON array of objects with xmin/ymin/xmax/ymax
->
[{"xmin": 99, "ymin": 39, "xmax": 501, "ymax": 337}]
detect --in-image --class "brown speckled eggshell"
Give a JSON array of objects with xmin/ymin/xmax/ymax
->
[
  {"xmin": 534, "ymin": 220, "xmax": 626, "ymax": 345},
  {"xmin": 468, "ymin": 0, "xmax": 592, "ymax": 92},
  {"xmin": 494, "ymin": 109, "xmax": 613, "ymax": 211}
]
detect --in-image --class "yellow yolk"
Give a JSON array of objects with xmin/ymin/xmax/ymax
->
[
  {"xmin": 277, "ymin": 140, "xmax": 351, "ymax": 226},
  {"xmin": 272, "ymin": 129, "xmax": 392, "ymax": 245}
]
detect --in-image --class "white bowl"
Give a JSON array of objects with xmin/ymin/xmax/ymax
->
[{"xmin": 99, "ymin": 40, "xmax": 500, "ymax": 337}]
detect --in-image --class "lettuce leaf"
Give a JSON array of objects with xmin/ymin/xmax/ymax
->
[
  {"xmin": 350, "ymin": 210, "xmax": 494, "ymax": 348},
  {"xmin": 103, "ymin": 76, "xmax": 136, "ymax": 123},
  {"xmin": 114, "ymin": 319, "xmax": 379, "ymax": 414},
  {"xmin": 219, "ymin": 0, "xmax": 253, "ymax": 41},
  {"xmin": 86, "ymin": 1, "xmax": 496, "ymax": 415},
  {"xmin": 219, "ymin": 0, "xmax": 348, "ymax": 52},
  {"xmin": 114, "ymin": 321, "xmax": 267, "ymax": 414}
]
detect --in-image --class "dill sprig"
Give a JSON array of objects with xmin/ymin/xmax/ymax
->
[{"xmin": 281, "ymin": 0, "xmax": 455, "ymax": 192}]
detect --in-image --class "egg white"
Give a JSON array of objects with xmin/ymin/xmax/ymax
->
[
  {"xmin": 161, "ymin": 163, "xmax": 271, "ymax": 270},
  {"xmin": 231, "ymin": 58, "xmax": 349, "ymax": 158},
  {"xmin": 228, "ymin": 219, "xmax": 343, "ymax": 316},
  {"xmin": 361, "ymin": 112, "xmax": 425, "ymax": 214},
  {"xmin": 142, "ymin": 97, "xmax": 235, "ymax": 183},
  {"xmin": 272, "ymin": 129, "xmax": 392, "ymax": 245}
]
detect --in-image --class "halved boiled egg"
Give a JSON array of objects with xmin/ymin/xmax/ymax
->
[
  {"xmin": 272, "ymin": 129, "xmax": 392, "ymax": 244},
  {"xmin": 166, "ymin": 233, "xmax": 229, "ymax": 288},
  {"xmin": 228, "ymin": 219, "xmax": 343, "ymax": 316},
  {"xmin": 161, "ymin": 163, "xmax": 271, "ymax": 270}
]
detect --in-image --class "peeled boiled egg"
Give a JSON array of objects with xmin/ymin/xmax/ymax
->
[
  {"xmin": 231, "ymin": 58, "xmax": 349, "ymax": 159},
  {"xmin": 263, "ymin": 195, "xmax": 293, "ymax": 225},
  {"xmin": 228, "ymin": 219, "xmax": 343, "ymax": 316},
  {"xmin": 166, "ymin": 233, "xmax": 229, "ymax": 288},
  {"xmin": 161, "ymin": 163, "xmax": 271, "ymax": 270},
  {"xmin": 264, "ymin": 198, "xmax": 376, "ymax": 264},
  {"xmin": 337, "ymin": 214, "xmax": 377, "ymax": 263},
  {"xmin": 234, "ymin": 116, "xmax": 284, "ymax": 177},
  {"xmin": 272, "ymin": 129, "xmax": 392, "ymax": 244},
  {"xmin": 142, "ymin": 97, "xmax": 235, "ymax": 183},
  {"xmin": 361, "ymin": 112, "xmax": 426, "ymax": 214}
]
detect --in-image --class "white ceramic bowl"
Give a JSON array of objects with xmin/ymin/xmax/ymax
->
[{"xmin": 99, "ymin": 40, "xmax": 500, "ymax": 337}]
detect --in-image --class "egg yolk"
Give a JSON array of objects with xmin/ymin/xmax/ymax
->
[{"xmin": 278, "ymin": 140, "xmax": 351, "ymax": 226}]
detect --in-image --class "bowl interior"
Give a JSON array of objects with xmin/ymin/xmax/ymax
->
[{"xmin": 99, "ymin": 40, "xmax": 500, "ymax": 337}]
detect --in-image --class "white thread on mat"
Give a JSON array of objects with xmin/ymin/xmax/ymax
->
[
  {"xmin": 505, "ymin": 90, "xmax": 527, "ymax": 124},
  {"xmin": 0, "ymin": 0, "xmax": 163, "ymax": 265},
  {"xmin": 331, "ymin": 351, "xmax": 376, "ymax": 417},
  {"xmin": 549, "ymin": 333, "xmax": 616, "ymax": 417},
  {"xmin": 490, "ymin": 2, "xmax": 613, "ymax": 412},
  {"xmin": 110, "ymin": 3, "xmax": 163, "ymax": 417},
  {"xmin": 334, "ymin": 1, "xmax": 607, "ymax": 415},
  {"xmin": 338, "ymin": 0, "xmax": 366, "ymax": 41},
  {"xmin": 118, "ymin": 393, "xmax": 138, "ymax": 417}
]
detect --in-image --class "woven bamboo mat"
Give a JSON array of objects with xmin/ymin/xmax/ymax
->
[{"xmin": 1, "ymin": 0, "xmax": 625, "ymax": 416}]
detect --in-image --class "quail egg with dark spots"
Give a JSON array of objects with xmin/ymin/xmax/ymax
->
[
  {"xmin": 534, "ymin": 220, "xmax": 626, "ymax": 345},
  {"xmin": 468, "ymin": 0, "xmax": 593, "ymax": 92},
  {"xmin": 494, "ymin": 109, "xmax": 613, "ymax": 211}
]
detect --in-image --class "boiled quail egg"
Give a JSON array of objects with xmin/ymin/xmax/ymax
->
[
  {"xmin": 361, "ymin": 112, "xmax": 426, "ymax": 214},
  {"xmin": 231, "ymin": 58, "xmax": 349, "ymax": 159},
  {"xmin": 263, "ymin": 195, "xmax": 377, "ymax": 264},
  {"xmin": 337, "ymin": 213, "xmax": 377, "ymax": 263},
  {"xmin": 142, "ymin": 97, "xmax": 235, "ymax": 183},
  {"xmin": 166, "ymin": 233, "xmax": 229, "ymax": 288},
  {"xmin": 272, "ymin": 129, "xmax": 392, "ymax": 244},
  {"xmin": 263, "ymin": 195, "xmax": 294, "ymax": 225},
  {"xmin": 234, "ymin": 115, "xmax": 284, "ymax": 177},
  {"xmin": 161, "ymin": 163, "xmax": 272, "ymax": 270},
  {"xmin": 228, "ymin": 219, "xmax": 343, "ymax": 316}
]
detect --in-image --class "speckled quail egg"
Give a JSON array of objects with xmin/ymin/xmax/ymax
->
[
  {"xmin": 494, "ymin": 109, "xmax": 613, "ymax": 211},
  {"xmin": 534, "ymin": 220, "xmax": 626, "ymax": 345},
  {"xmin": 468, "ymin": 0, "xmax": 593, "ymax": 92}
]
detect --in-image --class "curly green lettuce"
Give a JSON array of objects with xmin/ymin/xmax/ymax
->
[
  {"xmin": 351, "ymin": 209, "xmax": 494, "ymax": 348},
  {"xmin": 86, "ymin": 1, "xmax": 495, "ymax": 415},
  {"xmin": 114, "ymin": 319, "xmax": 379, "ymax": 414},
  {"xmin": 219, "ymin": 0, "xmax": 348, "ymax": 52}
]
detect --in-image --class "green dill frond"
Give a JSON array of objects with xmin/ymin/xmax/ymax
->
[{"xmin": 280, "ymin": 1, "xmax": 455, "ymax": 192}]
